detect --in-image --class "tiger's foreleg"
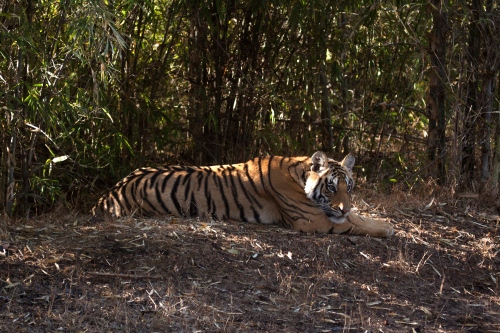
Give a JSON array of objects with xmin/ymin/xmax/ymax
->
[
  {"xmin": 291, "ymin": 216, "xmax": 337, "ymax": 234},
  {"xmin": 335, "ymin": 213, "xmax": 394, "ymax": 237}
]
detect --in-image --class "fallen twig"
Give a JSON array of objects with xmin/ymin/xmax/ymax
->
[{"xmin": 87, "ymin": 271, "xmax": 165, "ymax": 279}]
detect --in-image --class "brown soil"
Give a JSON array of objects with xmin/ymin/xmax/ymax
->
[{"xmin": 1, "ymin": 195, "xmax": 499, "ymax": 332}]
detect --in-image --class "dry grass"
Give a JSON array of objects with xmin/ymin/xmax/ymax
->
[{"xmin": 1, "ymin": 191, "xmax": 499, "ymax": 332}]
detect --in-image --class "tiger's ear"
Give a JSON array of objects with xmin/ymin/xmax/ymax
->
[
  {"xmin": 340, "ymin": 154, "xmax": 355, "ymax": 172},
  {"xmin": 311, "ymin": 151, "xmax": 329, "ymax": 173}
]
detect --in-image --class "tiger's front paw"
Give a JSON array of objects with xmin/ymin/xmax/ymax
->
[{"xmin": 380, "ymin": 223, "xmax": 394, "ymax": 237}]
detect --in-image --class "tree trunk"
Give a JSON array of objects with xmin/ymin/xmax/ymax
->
[
  {"xmin": 187, "ymin": 4, "xmax": 208, "ymax": 165},
  {"xmin": 320, "ymin": 63, "xmax": 334, "ymax": 154},
  {"xmin": 427, "ymin": 0, "xmax": 448, "ymax": 185},
  {"xmin": 491, "ymin": 71, "xmax": 500, "ymax": 193},
  {"xmin": 480, "ymin": 0, "xmax": 499, "ymax": 192},
  {"xmin": 461, "ymin": 0, "xmax": 481, "ymax": 187},
  {"xmin": 493, "ymin": 114, "xmax": 500, "ymax": 192},
  {"xmin": 480, "ymin": 76, "xmax": 492, "ymax": 182}
]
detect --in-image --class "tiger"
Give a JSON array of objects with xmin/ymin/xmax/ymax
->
[{"xmin": 92, "ymin": 151, "xmax": 394, "ymax": 237}]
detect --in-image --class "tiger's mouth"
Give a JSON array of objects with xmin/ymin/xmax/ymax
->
[{"xmin": 325, "ymin": 208, "xmax": 350, "ymax": 224}]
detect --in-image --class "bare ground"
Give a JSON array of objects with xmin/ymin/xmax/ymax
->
[{"xmin": 1, "ymin": 194, "xmax": 499, "ymax": 333}]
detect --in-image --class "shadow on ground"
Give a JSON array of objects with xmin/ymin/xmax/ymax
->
[{"xmin": 1, "ymin": 199, "xmax": 499, "ymax": 332}]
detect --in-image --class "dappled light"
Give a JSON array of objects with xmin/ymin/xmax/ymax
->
[
  {"xmin": 1, "ymin": 1, "xmax": 499, "ymax": 216},
  {"xmin": 1, "ymin": 0, "xmax": 500, "ymax": 331},
  {"xmin": 1, "ymin": 192, "xmax": 499, "ymax": 331}
]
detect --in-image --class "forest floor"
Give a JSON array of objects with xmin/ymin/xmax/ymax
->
[{"xmin": 1, "ymin": 190, "xmax": 499, "ymax": 333}]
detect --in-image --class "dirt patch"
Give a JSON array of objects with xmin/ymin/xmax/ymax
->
[{"xmin": 1, "ymin": 197, "xmax": 499, "ymax": 332}]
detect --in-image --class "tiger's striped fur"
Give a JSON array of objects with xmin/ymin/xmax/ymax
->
[{"xmin": 92, "ymin": 151, "xmax": 394, "ymax": 237}]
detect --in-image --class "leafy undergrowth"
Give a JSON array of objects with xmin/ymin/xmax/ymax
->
[{"xmin": 1, "ymin": 194, "xmax": 499, "ymax": 333}]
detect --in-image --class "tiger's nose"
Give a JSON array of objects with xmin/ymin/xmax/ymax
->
[{"xmin": 338, "ymin": 203, "xmax": 350, "ymax": 214}]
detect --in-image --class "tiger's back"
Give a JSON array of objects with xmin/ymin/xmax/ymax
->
[
  {"xmin": 92, "ymin": 156, "xmax": 306, "ymax": 225},
  {"xmin": 92, "ymin": 152, "xmax": 395, "ymax": 237}
]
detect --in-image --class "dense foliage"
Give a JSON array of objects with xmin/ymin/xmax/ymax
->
[{"xmin": 1, "ymin": 0, "xmax": 499, "ymax": 216}]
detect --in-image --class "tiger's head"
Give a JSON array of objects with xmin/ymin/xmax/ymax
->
[{"xmin": 304, "ymin": 151, "xmax": 355, "ymax": 224}]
